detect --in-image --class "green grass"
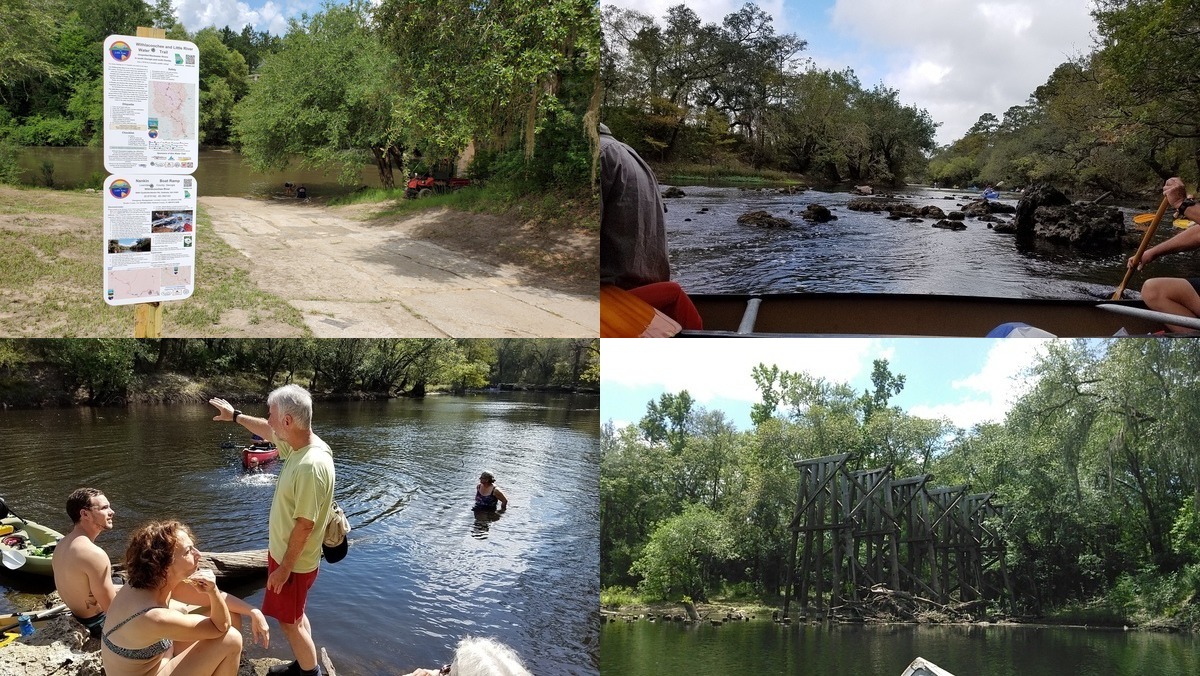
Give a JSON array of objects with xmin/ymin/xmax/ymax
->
[
  {"xmin": 601, "ymin": 586, "xmax": 643, "ymax": 608},
  {"xmin": 330, "ymin": 181, "xmax": 598, "ymax": 232},
  {"xmin": 0, "ymin": 185, "xmax": 307, "ymax": 336}
]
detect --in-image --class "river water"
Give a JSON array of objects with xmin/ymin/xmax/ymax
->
[
  {"xmin": 601, "ymin": 620, "xmax": 1200, "ymax": 675},
  {"xmin": 16, "ymin": 146, "xmax": 385, "ymax": 197},
  {"xmin": 664, "ymin": 185, "xmax": 1200, "ymax": 299},
  {"xmin": 0, "ymin": 393, "xmax": 600, "ymax": 675}
]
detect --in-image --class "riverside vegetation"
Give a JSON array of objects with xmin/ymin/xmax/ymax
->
[
  {"xmin": 0, "ymin": 0, "xmax": 600, "ymax": 221},
  {"xmin": 602, "ymin": 341, "xmax": 1200, "ymax": 631},
  {"xmin": 0, "ymin": 337, "xmax": 599, "ymax": 407},
  {"xmin": 601, "ymin": 1, "xmax": 1197, "ymax": 196}
]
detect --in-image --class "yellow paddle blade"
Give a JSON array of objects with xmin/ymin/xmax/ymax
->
[{"xmin": 1132, "ymin": 212, "xmax": 1193, "ymax": 229}]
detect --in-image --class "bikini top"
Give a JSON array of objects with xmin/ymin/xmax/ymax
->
[{"xmin": 103, "ymin": 607, "xmax": 172, "ymax": 660}]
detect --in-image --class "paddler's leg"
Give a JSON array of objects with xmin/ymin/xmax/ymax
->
[
  {"xmin": 1140, "ymin": 277, "xmax": 1200, "ymax": 332},
  {"xmin": 627, "ymin": 281, "xmax": 704, "ymax": 330}
]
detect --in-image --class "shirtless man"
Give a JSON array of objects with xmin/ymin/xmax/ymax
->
[{"xmin": 51, "ymin": 487, "xmax": 117, "ymax": 639}]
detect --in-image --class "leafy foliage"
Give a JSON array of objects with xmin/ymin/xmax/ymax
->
[
  {"xmin": 601, "ymin": 3, "xmax": 936, "ymax": 184},
  {"xmin": 604, "ymin": 343, "xmax": 1200, "ymax": 623}
]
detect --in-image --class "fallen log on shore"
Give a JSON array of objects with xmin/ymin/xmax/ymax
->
[{"xmin": 112, "ymin": 549, "xmax": 268, "ymax": 584}]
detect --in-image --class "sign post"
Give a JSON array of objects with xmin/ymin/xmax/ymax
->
[{"xmin": 102, "ymin": 27, "xmax": 199, "ymax": 337}]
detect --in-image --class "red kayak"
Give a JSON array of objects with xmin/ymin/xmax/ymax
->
[{"xmin": 242, "ymin": 445, "xmax": 279, "ymax": 469}]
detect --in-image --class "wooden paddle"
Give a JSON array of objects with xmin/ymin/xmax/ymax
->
[
  {"xmin": 600, "ymin": 285, "xmax": 681, "ymax": 338},
  {"xmin": 1114, "ymin": 196, "xmax": 1170, "ymax": 300}
]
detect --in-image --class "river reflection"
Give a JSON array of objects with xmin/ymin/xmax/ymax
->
[
  {"xmin": 0, "ymin": 393, "xmax": 600, "ymax": 675},
  {"xmin": 600, "ymin": 620, "xmax": 1200, "ymax": 676}
]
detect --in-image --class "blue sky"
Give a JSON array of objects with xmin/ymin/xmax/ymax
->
[
  {"xmin": 601, "ymin": 338, "xmax": 1056, "ymax": 432},
  {"xmin": 172, "ymin": 0, "xmax": 313, "ymax": 39},
  {"xmin": 604, "ymin": 0, "xmax": 1098, "ymax": 144}
]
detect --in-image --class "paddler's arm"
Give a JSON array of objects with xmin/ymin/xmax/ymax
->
[
  {"xmin": 266, "ymin": 517, "xmax": 315, "ymax": 593},
  {"xmin": 208, "ymin": 397, "xmax": 273, "ymax": 439},
  {"xmin": 1131, "ymin": 224, "xmax": 1200, "ymax": 269}
]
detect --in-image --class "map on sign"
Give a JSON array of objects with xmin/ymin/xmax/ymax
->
[
  {"xmin": 148, "ymin": 82, "xmax": 196, "ymax": 141},
  {"xmin": 102, "ymin": 35, "xmax": 199, "ymax": 173},
  {"xmin": 102, "ymin": 175, "xmax": 197, "ymax": 305}
]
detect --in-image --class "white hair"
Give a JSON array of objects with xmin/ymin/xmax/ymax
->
[
  {"xmin": 450, "ymin": 637, "xmax": 531, "ymax": 676},
  {"xmin": 267, "ymin": 384, "xmax": 313, "ymax": 429}
]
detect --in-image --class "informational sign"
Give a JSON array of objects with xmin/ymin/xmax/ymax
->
[
  {"xmin": 102, "ymin": 175, "xmax": 197, "ymax": 305},
  {"xmin": 102, "ymin": 35, "xmax": 199, "ymax": 174}
]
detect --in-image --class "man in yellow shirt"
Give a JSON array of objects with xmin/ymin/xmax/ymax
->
[{"xmin": 210, "ymin": 385, "xmax": 334, "ymax": 676}]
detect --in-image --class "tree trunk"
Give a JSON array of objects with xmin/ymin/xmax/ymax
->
[{"xmin": 372, "ymin": 147, "xmax": 395, "ymax": 189}]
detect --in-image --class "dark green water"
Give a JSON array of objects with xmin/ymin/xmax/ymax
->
[
  {"xmin": 0, "ymin": 394, "xmax": 600, "ymax": 675},
  {"xmin": 600, "ymin": 620, "xmax": 1200, "ymax": 675}
]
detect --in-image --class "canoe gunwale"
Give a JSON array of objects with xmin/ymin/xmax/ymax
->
[{"xmin": 688, "ymin": 292, "xmax": 1168, "ymax": 337}]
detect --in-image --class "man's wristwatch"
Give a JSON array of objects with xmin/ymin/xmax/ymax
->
[
  {"xmin": 1177, "ymin": 198, "xmax": 1196, "ymax": 219},
  {"xmin": 232, "ymin": 409, "xmax": 242, "ymax": 423}
]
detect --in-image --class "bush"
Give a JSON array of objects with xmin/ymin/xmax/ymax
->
[
  {"xmin": 600, "ymin": 586, "xmax": 640, "ymax": 608},
  {"xmin": 0, "ymin": 139, "xmax": 21, "ymax": 185},
  {"xmin": 8, "ymin": 115, "xmax": 85, "ymax": 146}
]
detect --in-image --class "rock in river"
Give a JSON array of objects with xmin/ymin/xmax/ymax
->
[{"xmin": 737, "ymin": 210, "xmax": 792, "ymax": 228}]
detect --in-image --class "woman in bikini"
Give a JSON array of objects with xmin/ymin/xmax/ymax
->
[
  {"xmin": 474, "ymin": 472, "xmax": 508, "ymax": 512},
  {"xmin": 101, "ymin": 521, "xmax": 263, "ymax": 676}
]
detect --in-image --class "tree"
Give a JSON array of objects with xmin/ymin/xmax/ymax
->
[
  {"xmin": 1093, "ymin": 0, "xmax": 1200, "ymax": 180},
  {"xmin": 631, "ymin": 504, "xmax": 731, "ymax": 601},
  {"xmin": 373, "ymin": 0, "xmax": 600, "ymax": 185},
  {"xmin": 233, "ymin": 2, "xmax": 406, "ymax": 186}
]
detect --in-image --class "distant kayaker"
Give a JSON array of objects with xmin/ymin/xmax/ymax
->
[
  {"xmin": 1126, "ymin": 177, "xmax": 1200, "ymax": 331},
  {"xmin": 209, "ymin": 385, "xmax": 335, "ymax": 676},
  {"xmin": 474, "ymin": 472, "xmax": 508, "ymax": 512},
  {"xmin": 401, "ymin": 636, "xmax": 532, "ymax": 676},
  {"xmin": 600, "ymin": 123, "xmax": 703, "ymax": 330},
  {"xmin": 52, "ymin": 487, "xmax": 118, "ymax": 639}
]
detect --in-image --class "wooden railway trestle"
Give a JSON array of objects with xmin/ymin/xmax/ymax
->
[{"xmin": 783, "ymin": 453, "xmax": 1012, "ymax": 619}]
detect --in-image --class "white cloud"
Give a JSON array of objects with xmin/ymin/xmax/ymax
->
[
  {"xmin": 910, "ymin": 339, "xmax": 1049, "ymax": 428},
  {"xmin": 601, "ymin": 338, "xmax": 888, "ymax": 406},
  {"xmin": 174, "ymin": 0, "xmax": 293, "ymax": 35},
  {"xmin": 829, "ymin": 0, "xmax": 1095, "ymax": 143}
]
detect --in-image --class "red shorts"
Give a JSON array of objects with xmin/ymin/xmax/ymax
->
[{"xmin": 262, "ymin": 554, "xmax": 318, "ymax": 625}]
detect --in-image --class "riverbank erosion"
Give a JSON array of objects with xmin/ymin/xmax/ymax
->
[{"xmin": 200, "ymin": 196, "xmax": 597, "ymax": 337}]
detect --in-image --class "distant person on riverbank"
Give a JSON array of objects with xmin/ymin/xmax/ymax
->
[
  {"xmin": 474, "ymin": 472, "xmax": 508, "ymax": 512},
  {"xmin": 53, "ymin": 488, "xmax": 118, "ymax": 639},
  {"xmin": 1127, "ymin": 177, "xmax": 1200, "ymax": 331},
  {"xmin": 297, "ymin": 185, "xmax": 307, "ymax": 199},
  {"xmin": 209, "ymin": 385, "xmax": 335, "ymax": 676},
  {"xmin": 285, "ymin": 182, "xmax": 295, "ymax": 196},
  {"xmin": 599, "ymin": 123, "xmax": 702, "ymax": 330},
  {"xmin": 400, "ymin": 636, "xmax": 532, "ymax": 676},
  {"xmin": 102, "ymin": 521, "xmax": 252, "ymax": 676}
]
